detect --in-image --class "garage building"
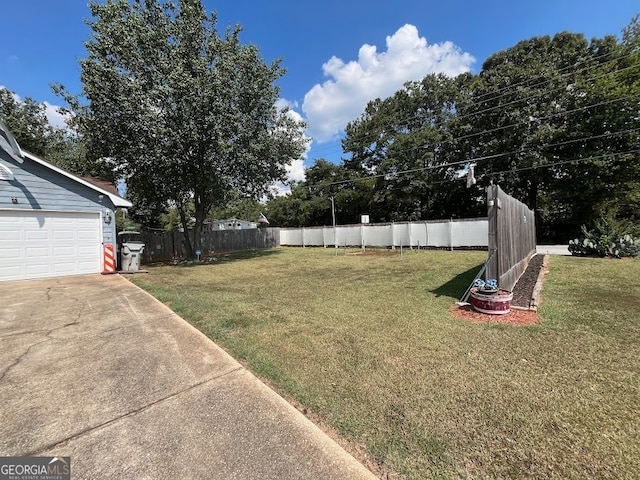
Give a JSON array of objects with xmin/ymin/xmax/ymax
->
[{"xmin": 0, "ymin": 123, "xmax": 132, "ymax": 282}]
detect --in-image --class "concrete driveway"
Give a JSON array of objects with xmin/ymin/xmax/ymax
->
[{"xmin": 0, "ymin": 274, "xmax": 376, "ymax": 479}]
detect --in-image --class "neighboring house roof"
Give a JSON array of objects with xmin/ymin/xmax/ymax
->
[
  {"xmin": 21, "ymin": 150, "xmax": 132, "ymax": 208},
  {"xmin": 80, "ymin": 176, "xmax": 120, "ymax": 196},
  {"xmin": 213, "ymin": 218, "xmax": 255, "ymax": 224}
]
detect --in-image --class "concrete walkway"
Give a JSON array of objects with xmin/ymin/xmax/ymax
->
[
  {"xmin": 0, "ymin": 275, "xmax": 376, "ymax": 479},
  {"xmin": 536, "ymin": 245, "xmax": 570, "ymax": 255}
]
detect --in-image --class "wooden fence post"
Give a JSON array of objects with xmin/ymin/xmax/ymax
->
[{"xmin": 487, "ymin": 185, "xmax": 499, "ymax": 282}]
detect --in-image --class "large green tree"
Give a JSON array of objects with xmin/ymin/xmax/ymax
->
[
  {"xmin": 65, "ymin": 0, "xmax": 306, "ymax": 256},
  {"xmin": 458, "ymin": 28, "xmax": 639, "ymax": 241},
  {"xmin": 0, "ymin": 87, "xmax": 99, "ymax": 178},
  {"xmin": 557, "ymin": 17, "xmax": 640, "ymax": 233},
  {"xmin": 0, "ymin": 87, "xmax": 53, "ymax": 157},
  {"xmin": 459, "ymin": 34, "xmax": 592, "ymax": 223},
  {"xmin": 264, "ymin": 159, "xmax": 368, "ymax": 227},
  {"xmin": 342, "ymin": 73, "xmax": 481, "ymax": 222}
]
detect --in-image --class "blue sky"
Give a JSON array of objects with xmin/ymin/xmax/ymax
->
[{"xmin": 1, "ymin": 0, "xmax": 637, "ymax": 185}]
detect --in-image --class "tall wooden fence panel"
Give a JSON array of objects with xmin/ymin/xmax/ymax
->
[
  {"xmin": 141, "ymin": 227, "xmax": 280, "ymax": 263},
  {"xmin": 486, "ymin": 185, "xmax": 536, "ymax": 291}
]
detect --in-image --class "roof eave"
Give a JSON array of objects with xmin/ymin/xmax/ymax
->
[{"xmin": 22, "ymin": 150, "xmax": 133, "ymax": 208}]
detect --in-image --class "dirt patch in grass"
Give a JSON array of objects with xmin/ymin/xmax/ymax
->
[
  {"xmin": 451, "ymin": 304, "xmax": 540, "ymax": 326},
  {"xmin": 344, "ymin": 248, "xmax": 397, "ymax": 256}
]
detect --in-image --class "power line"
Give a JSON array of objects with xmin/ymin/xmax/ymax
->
[
  {"xmin": 309, "ymin": 130, "xmax": 640, "ymax": 189},
  {"xmin": 456, "ymin": 94, "xmax": 638, "ymax": 143},
  {"xmin": 482, "ymin": 148, "xmax": 640, "ymax": 179},
  {"xmin": 456, "ymin": 63, "xmax": 639, "ymax": 122},
  {"xmin": 307, "ymin": 57, "xmax": 639, "ymax": 159},
  {"xmin": 420, "ymin": 149, "xmax": 640, "ymax": 187},
  {"xmin": 460, "ymin": 126, "xmax": 640, "ymax": 166},
  {"xmin": 471, "ymin": 48, "xmax": 635, "ymax": 102},
  {"xmin": 304, "ymin": 94, "xmax": 639, "ymax": 188}
]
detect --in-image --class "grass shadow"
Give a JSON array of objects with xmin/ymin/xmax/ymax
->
[
  {"xmin": 215, "ymin": 248, "xmax": 284, "ymax": 264},
  {"xmin": 167, "ymin": 248, "xmax": 284, "ymax": 267},
  {"xmin": 431, "ymin": 262, "xmax": 484, "ymax": 300}
]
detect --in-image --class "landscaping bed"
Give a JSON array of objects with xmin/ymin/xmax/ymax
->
[{"xmin": 510, "ymin": 253, "xmax": 545, "ymax": 308}]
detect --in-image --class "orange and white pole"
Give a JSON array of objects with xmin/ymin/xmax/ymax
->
[{"xmin": 102, "ymin": 243, "xmax": 115, "ymax": 274}]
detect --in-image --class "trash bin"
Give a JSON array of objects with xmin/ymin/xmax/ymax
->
[{"xmin": 117, "ymin": 231, "xmax": 145, "ymax": 272}]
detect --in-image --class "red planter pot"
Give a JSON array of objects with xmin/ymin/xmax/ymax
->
[{"xmin": 470, "ymin": 288, "xmax": 513, "ymax": 315}]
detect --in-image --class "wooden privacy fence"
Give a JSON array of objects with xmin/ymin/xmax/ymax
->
[
  {"xmin": 141, "ymin": 227, "xmax": 280, "ymax": 263},
  {"xmin": 486, "ymin": 185, "xmax": 536, "ymax": 292}
]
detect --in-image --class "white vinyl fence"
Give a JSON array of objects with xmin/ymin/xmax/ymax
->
[{"xmin": 280, "ymin": 218, "xmax": 488, "ymax": 249}]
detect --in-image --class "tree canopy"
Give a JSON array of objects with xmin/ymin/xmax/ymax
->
[
  {"xmin": 61, "ymin": 0, "xmax": 306, "ymax": 256},
  {"xmin": 265, "ymin": 17, "xmax": 639, "ymax": 242},
  {"xmin": 0, "ymin": 87, "xmax": 91, "ymax": 174},
  {"xmin": 459, "ymin": 30, "xmax": 640, "ymax": 240}
]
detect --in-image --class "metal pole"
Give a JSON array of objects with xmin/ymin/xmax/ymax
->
[{"xmin": 330, "ymin": 196, "xmax": 337, "ymax": 252}]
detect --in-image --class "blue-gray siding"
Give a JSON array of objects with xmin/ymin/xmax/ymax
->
[{"xmin": 0, "ymin": 150, "xmax": 117, "ymax": 245}]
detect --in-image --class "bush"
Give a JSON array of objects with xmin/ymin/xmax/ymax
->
[{"xmin": 569, "ymin": 217, "xmax": 640, "ymax": 258}]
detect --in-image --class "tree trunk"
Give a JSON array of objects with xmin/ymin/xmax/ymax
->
[
  {"xmin": 193, "ymin": 219, "xmax": 203, "ymax": 257},
  {"xmin": 192, "ymin": 199, "xmax": 209, "ymax": 258},
  {"xmin": 178, "ymin": 209, "xmax": 194, "ymax": 259}
]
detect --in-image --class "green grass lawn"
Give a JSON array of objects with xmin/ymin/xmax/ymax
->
[{"xmin": 131, "ymin": 248, "xmax": 640, "ymax": 479}]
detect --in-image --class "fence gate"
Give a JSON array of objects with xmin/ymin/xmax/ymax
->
[{"xmin": 486, "ymin": 185, "xmax": 536, "ymax": 292}]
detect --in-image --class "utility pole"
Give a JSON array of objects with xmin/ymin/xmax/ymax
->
[{"xmin": 330, "ymin": 196, "xmax": 337, "ymax": 251}]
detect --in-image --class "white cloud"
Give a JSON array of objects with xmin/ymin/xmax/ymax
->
[
  {"xmin": 0, "ymin": 86, "xmax": 71, "ymax": 130},
  {"xmin": 302, "ymin": 24, "xmax": 475, "ymax": 143},
  {"xmin": 43, "ymin": 102, "xmax": 71, "ymax": 130},
  {"xmin": 272, "ymin": 154, "xmax": 308, "ymax": 198},
  {"xmin": 285, "ymin": 158, "xmax": 306, "ymax": 183},
  {"xmin": 276, "ymin": 98, "xmax": 311, "ymax": 184},
  {"xmin": 266, "ymin": 99, "xmax": 312, "ymax": 197},
  {"xmin": 270, "ymin": 183, "xmax": 290, "ymax": 197},
  {"xmin": 276, "ymin": 97, "xmax": 300, "ymax": 112}
]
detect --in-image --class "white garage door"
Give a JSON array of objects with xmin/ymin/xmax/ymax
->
[{"xmin": 0, "ymin": 210, "xmax": 102, "ymax": 282}]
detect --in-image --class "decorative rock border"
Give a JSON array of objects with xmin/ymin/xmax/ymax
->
[{"xmin": 530, "ymin": 254, "xmax": 549, "ymax": 310}]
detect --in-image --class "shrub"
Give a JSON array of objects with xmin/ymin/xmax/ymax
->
[{"xmin": 569, "ymin": 217, "xmax": 640, "ymax": 258}]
